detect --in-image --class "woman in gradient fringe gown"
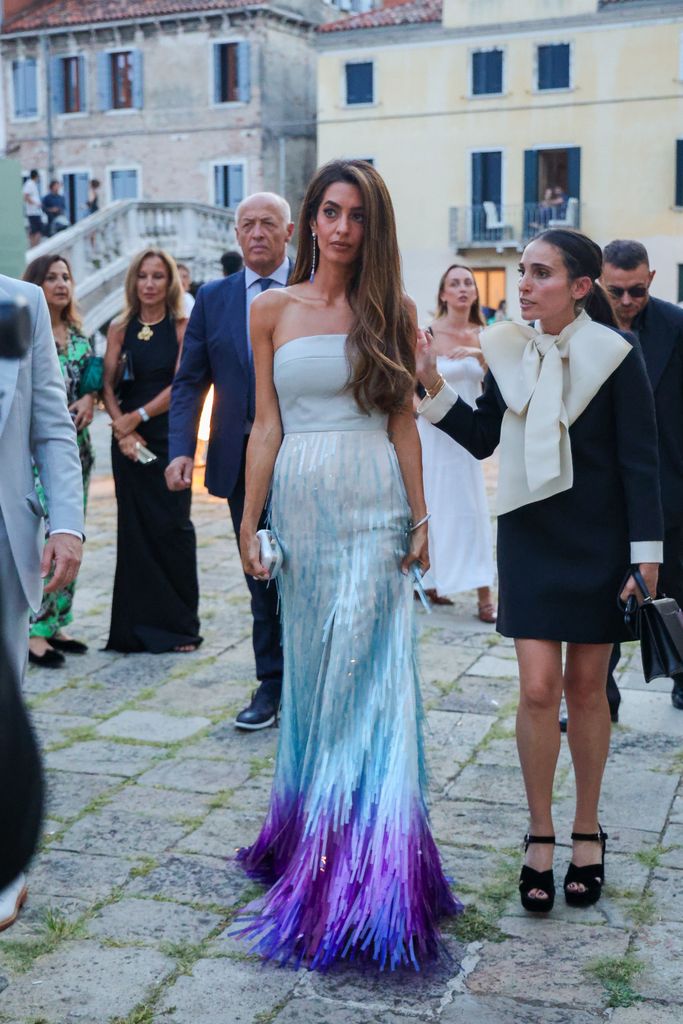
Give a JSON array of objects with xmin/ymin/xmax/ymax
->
[{"xmin": 237, "ymin": 159, "xmax": 461, "ymax": 970}]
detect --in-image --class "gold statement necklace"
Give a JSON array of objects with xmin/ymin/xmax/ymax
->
[{"xmin": 137, "ymin": 315, "xmax": 165, "ymax": 342}]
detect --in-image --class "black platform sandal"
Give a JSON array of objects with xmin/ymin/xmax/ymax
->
[
  {"xmin": 519, "ymin": 834, "xmax": 556, "ymax": 913},
  {"xmin": 563, "ymin": 826, "xmax": 608, "ymax": 907}
]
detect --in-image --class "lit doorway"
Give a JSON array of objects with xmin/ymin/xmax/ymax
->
[{"xmin": 473, "ymin": 267, "xmax": 506, "ymax": 319}]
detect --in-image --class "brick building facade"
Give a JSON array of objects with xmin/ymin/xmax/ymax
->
[{"xmin": 1, "ymin": 0, "xmax": 343, "ymax": 221}]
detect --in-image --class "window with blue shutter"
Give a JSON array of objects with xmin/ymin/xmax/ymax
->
[
  {"xmin": 472, "ymin": 49, "xmax": 503, "ymax": 96},
  {"xmin": 12, "ymin": 59, "xmax": 38, "ymax": 118},
  {"xmin": 214, "ymin": 163, "xmax": 245, "ymax": 208},
  {"xmin": 110, "ymin": 169, "xmax": 139, "ymax": 200},
  {"xmin": 345, "ymin": 62, "xmax": 374, "ymax": 105},
  {"xmin": 60, "ymin": 55, "xmax": 86, "ymax": 113},
  {"xmin": 132, "ymin": 50, "xmax": 143, "ymax": 109},
  {"xmin": 96, "ymin": 52, "xmax": 112, "ymax": 110},
  {"xmin": 537, "ymin": 44, "xmax": 570, "ymax": 90},
  {"xmin": 676, "ymin": 140, "xmax": 683, "ymax": 207},
  {"xmin": 50, "ymin": 56, "xmax": 65, "ymax": 114},
  {"xmin": 213, "ymin": 41, "xmax": 250, "ymax": 103}
]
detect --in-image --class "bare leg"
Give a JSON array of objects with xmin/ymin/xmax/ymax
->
[
  {"xmin": 477, "ymin": 586, "xmax": 496, "ymax": 621},
  {"xmin": 515, "ymin": 638, "xmax": 564, "ymax": 898},
  {"xmin": 564, "ymin": 642, "xmax": 612, "ymax": 892}
]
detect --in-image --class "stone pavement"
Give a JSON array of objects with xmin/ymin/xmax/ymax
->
[{"xmin": 1, "ymin": 414, "xmax": 683, "ymax": 1024}]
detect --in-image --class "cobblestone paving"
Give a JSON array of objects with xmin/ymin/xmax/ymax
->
[{"xmin": 1, "ymin": 415, "xmax": 683, "ymax": 1023}]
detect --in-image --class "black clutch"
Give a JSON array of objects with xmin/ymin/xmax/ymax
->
[{"xmin": 621, "ymin": 569, "xmax": 683, "ymax": 683}]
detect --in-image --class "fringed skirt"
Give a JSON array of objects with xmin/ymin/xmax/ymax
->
[{"xmin": 236, "ymin": 429, "xmax": 461, "ymax": 970}]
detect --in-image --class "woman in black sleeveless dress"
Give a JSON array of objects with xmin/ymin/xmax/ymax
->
[{"xmin": 103, "ymin": 248, "xmax": 201, "ymax": 653}]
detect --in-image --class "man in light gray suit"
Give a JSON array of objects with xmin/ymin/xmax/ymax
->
[{"xmin": 0, "ymin": 274, "xmax": 84, "ymax": 931}]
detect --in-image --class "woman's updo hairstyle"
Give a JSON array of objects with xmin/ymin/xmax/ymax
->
[{"xmin": 536, "ymin": 228, "xmax": 616, "ymax": 327}]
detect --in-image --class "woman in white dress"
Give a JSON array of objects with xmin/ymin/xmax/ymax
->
[{"xmin": 417, "ymin": 263, "xmax": 496, "ymax": 621}]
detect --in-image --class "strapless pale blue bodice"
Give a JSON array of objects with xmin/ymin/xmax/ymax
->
[{"xmin": 273, "ymin": 335, "xmax": 388, "ymax": 433}]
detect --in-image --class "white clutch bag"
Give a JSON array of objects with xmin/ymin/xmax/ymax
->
[{"xmin": 256, "ymin": 529, "xmax": 284, "ymax": 580}]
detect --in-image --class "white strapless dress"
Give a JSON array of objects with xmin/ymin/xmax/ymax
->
[{"xmin": 417, "ymin": 355, "xmax": 495, "ymax": 596}]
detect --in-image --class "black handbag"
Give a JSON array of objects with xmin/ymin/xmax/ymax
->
[{"xmin": 621, "ymin": 569, "xmax": 683, "ymax": 683}]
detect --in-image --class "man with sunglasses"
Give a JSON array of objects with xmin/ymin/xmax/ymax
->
[{"xmin": 602, "ymin": 239, "xmax": 683, "ymax": 712}]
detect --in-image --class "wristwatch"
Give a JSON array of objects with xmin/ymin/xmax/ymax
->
[{"xmin": 137, "ymin": 406, "xmax": 150, "ymax": 422}]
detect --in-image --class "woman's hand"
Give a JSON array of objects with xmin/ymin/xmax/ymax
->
[
  {"xmin": 68, "ymin": 394, "xmax": 95, "ymax": 431},
  {"xmin": 111, "ymin": 411, "xmax": 142, "ymax": 440},
  {"xmin": 620, "ymin": 562, "xmax": 659, "ymax": 603},
  {"xmin": 401, "ymin": 521, "xmax": 430, "ymax": 577},
  {"xmin": 416, "ymin": 329, "xmax": 440, "ymax": 392},
  {"xmin": 118, "ymin": 431, "xmax": 146, "ymax": 461},
  {"xmin": 450, "ymin": 346, "xmax": 487, "ymax": 369},
  {"xmin": 240, "ymin": 529, "xmax": 270, "ymax": 581}
]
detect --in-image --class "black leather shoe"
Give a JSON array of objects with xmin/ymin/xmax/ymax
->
[
  {"xmin": 235, "ymin": 687, "xmax": 280, "ymax": 731},
  {"xmin": 28, "ymin": 647, "xmax": 65, "ymax": 669},
  {"xmin": 672, "ymin": 683, "xmax": 683, "ymax": 711},
  {"xmin": 50, "ymin": 636, "xmax": 88, "ymax": 654}
]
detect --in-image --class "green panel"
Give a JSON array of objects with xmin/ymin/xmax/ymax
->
[{"xmin": 0, "ymin": 160, "xmax": 27, "ymax": 278}]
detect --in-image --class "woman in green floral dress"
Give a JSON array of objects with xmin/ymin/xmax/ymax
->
[{"xmin": 23, "ymin": 255, "xmax": 97, "ymax": 668}]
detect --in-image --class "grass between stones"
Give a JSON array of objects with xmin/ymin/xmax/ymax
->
[
  {"xmin": 0, "ymin": 910, "xmax": 86, "ymax": 972},
  {"xmin": 446, "ymin": 849, "xmax": 519, "ymax": 944},
  {"xmin": 584, "ymin": 953, "xmax": 645, "ymax": 1008},
  {"xmin": 633, "ymin": 844, "xmax": 675, "ymax": 869}
]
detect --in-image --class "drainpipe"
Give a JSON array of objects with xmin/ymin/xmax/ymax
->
[{"xmin": 41, "ymin": 32, "xmax": 53, "ymax": 176}]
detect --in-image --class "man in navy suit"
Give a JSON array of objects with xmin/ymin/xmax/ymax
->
[
  {"xmin": 166, "ymin": 193, "xmax": 293, "ymax": 729},
  {"xmin": 602, "ymin": 239, "xmax": 683, "ymax": 713}
]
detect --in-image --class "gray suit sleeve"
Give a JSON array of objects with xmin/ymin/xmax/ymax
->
[{"xmin": 29, "ymin": 288, "xmax": 85, "ymax": 535}]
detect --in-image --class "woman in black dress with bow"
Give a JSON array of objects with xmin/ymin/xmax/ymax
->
[
  {"xmin": 103, "ymin": 248, "xmax": 201, "ymax": 654},
  {"xmin": 416, "ymin": 230, "xmax": 663, "ymax": 914}
]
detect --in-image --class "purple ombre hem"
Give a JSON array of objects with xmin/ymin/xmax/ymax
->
[{"xmin": 234, "ymin": 794, "xmax": 462, "ymax": 972}]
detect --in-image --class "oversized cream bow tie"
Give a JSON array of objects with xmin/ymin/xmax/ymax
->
[{"xmin": 480, "ymin": 311, "xmax": 631, "ymax": 514}]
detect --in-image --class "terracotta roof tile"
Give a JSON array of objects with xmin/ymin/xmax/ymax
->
[
  {"xmin": 318, "ymin": 0, "xmax": 442, "ymax": 34},
  {"xmin": 2, "ymin": 1, "xmax": 257, "ymax": 33}
]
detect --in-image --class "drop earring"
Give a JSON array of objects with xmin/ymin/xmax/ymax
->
[{"xmin": 310, "ymin": 233, "xmax": 317, "ymax": 283}]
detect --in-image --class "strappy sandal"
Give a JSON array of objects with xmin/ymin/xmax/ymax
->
[
  {"xmin": 519, "ymin": 834, "xmax": 556, "ymax": 913},
  {"xmin": 477, "ymin": 602, "xmax": 497, "ymax": 623},
  {"xmin": 425, "ymin": 589, "xmax": 454, "ymax": 606},
  {"xmin": 563, "ymin": 826, "xmax": 608, "ymax": 907}
]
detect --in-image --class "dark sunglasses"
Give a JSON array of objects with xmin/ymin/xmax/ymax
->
[{"xmin": 606, "ymin": 285, "xmax": 648, "ymax": 299}]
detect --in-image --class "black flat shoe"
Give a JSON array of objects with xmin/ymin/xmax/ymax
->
[
  {"xmin": 519, "ymin": 834, "xmax": 556, "ymax": 913},
  {"xmin": 28, "ymin": 647, "xmax": 65, "ymax": 669},
  {"xmin": 672, "ymin": 683, "xmax": 683, "ymax": 711},
  {"xmin": 50, "ymin": 637, "xmax": 88, "ymax": 654},
  {"xmin": 564, "ymin": 826, "xmax": 608, "ymax": 907},
  {"xmin": 235, "ymin": 686, "xmax": 280, "ymax": 731}
]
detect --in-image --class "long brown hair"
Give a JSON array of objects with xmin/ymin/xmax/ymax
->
[
  {"xmin": 435, "ymin": 263, "xmax": 485, "ymax": 326},
  {"xmin": 114, "ymin": 247, "xmax": 185, "ymax": 329},
  {"xmin": 23, "ymin": 254, "xmax": 83, "ymax": 333},
  {"xmin": 290, "ymin": 159, "xmax": 414, "ymax": 414}
]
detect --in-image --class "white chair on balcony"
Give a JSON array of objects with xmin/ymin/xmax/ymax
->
[
  {"xmin": 548, "ymin": 197, "xmax": 579, "ymax": 228},
  {"xmin": 482, "ymin": 201, "xmax": 513, "ymax": 238}
]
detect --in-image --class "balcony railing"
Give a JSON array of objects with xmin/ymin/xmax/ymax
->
[{"xmin": 449, "ymin": 200, "xmax": 581, "ymax": 252}]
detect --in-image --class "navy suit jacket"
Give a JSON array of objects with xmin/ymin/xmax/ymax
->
[
  {"xmin": 169, "ymin": 269, "xmax": 253, "ymax": 499},
  {"xmin": 633, "ymin": 296, "xmax": 683, "ymax": 528},
  {"xmin": 169, "ymin": 263, "xmax": 292, "ymax": 498}
]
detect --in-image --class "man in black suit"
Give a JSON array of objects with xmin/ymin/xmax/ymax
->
[
  {"xmin": 166, "ymin": 193, "xmax": 293, "ymax": 730},
  {"xmin": 602, "ymin": 239, "xmax": 683, "ymax": 712}
]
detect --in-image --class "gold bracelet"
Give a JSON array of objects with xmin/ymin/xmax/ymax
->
[{"xmin": 424, "ymin": 374, "xmax": 446, "ymax": 400}]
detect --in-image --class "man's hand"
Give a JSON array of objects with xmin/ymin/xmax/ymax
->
[
  {"xmin": 165, "ymin": 456, "xmax": 194, "ymax": 491},
  {"xmin": 41, "ymin": 534, "xmax": 83, "ymax": 594}
]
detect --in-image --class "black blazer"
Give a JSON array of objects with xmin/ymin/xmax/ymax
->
[
  {"xmin": 429, "ymin": 337, "xmax": 663, "ymax": 641},
  {"xmin": 632, "ymin": 296, "xmax": 683, "ymax": 528}
]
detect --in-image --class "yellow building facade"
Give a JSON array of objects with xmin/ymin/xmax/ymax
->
[{"xmin": 317, "ymin": 0, "xmax": 683, "ymax": 319}]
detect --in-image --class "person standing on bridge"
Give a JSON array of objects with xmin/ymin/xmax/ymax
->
[{"xmin": 166, "ymin": 193, "xmax": 293, "ymax": 732}]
